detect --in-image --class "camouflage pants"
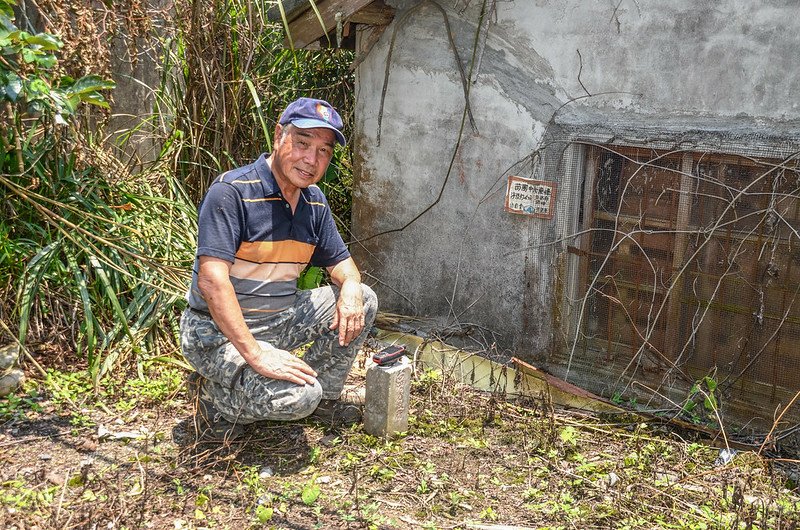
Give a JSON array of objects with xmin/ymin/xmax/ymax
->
[{"xmin": 180, "ymin": 284, "xmax": 378, "ymax": 424}]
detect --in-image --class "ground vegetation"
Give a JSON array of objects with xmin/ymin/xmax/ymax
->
[{"xmin": 1, "ymin": 356, "xmax": 799, "ymax": 529}]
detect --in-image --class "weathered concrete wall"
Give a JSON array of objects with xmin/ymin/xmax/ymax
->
[
  {"xmin": 107, "ymin": 0, "xmax": 172, "ymax": 168},
  {"xmin": 512, "ymin": 0, "xmax": 800, "ymax": 120},
  {"xmin": 22, "ymin": 0, "xmax": 170, "ymax": 168},
  {"xmin": 351, "ymin": 0, "xmax": 800, "ymax": 359}
]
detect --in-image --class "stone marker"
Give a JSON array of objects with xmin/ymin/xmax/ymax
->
[
  {"xmin": 0, "ymin": 343, "xmax": 20, "ymax": 372},
  {"xmin": 0, "ymin": 343, "xmax": 22, "ymax": 397},
  {"xmin": 0, "ymin": 369, "xmax": 24, "ymax": 397},
  {"xmin": 364, "ymin": 355, "xmax": 412, "ymax": 438}
]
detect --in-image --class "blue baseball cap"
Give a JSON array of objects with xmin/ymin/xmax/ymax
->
[{"xmin": 278, "ymin": 97, "xmax": 347, "ymax": 146}]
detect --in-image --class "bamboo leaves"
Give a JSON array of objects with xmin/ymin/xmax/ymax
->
[{"xmin": 16, "ymin": 241, "xmax": 60, "ymax": 347}]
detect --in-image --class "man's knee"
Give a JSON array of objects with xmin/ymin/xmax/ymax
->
[
  {"xmin": 262, "ymin": 380, "xmax": 324, "ymax": 420},
  {"xmin": 238, "ymin": 370, "xmax": 325, "ymax": 421}
]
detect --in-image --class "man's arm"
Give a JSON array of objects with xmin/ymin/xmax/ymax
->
[
  {"xmin": 327, "ymin": 257, "xmax": 366, "ymax": 347},
  {"xmin": 197, "ymin": 256, "xmax": 318, "ymax": 386}
]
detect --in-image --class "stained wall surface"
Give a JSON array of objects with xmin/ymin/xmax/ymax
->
[{"xmin": 350, "ymin": 0, "xmax": 800, "ymax": 361}]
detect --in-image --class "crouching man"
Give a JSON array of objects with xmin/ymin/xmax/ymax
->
[{"xmin": 180, "ymin": 97, "xmax": 378, "ymax": 441}]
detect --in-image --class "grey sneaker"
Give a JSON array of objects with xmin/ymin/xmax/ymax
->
[
  {"xmin": 311, "ymin": 399, "xmax": 363, "ymax": 426},
  {"xmin": 340, "ymin": 385, "xmax": 366, "ymax": 405},
  {"xmin": 187, "ymin": 372, "xmax": 244, "ymax": 442}
]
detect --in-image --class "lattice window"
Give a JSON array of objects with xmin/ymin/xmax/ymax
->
[{"xmin": 570, "ymin": 145, "xmax": 800, "ymax": 425}]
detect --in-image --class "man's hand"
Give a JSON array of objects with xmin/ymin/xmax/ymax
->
[
  {"xmin": 249, "ymin": 347, "xmax": 318, "ymax": 386},
  {"xmin": 328, "ymin": 258, "xmax": 367, "ymax": 347},
  {"xmin": 330, "ymin": 279, "xmax": 365, "ymax": 346},
  {"xmin": 199, "ymin": 256, "xmax": 317, "ymax": 387}
]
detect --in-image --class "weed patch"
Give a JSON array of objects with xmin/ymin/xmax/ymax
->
[{"xmin": 0, "ymin": 362, "xmax": 798, "ymax": 528}]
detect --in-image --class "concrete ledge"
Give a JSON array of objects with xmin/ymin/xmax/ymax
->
[{"xmin": 375, "ymin": 329, "xmax": 624, "ymax": 415}]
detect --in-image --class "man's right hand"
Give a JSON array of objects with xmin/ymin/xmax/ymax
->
[
  {"xmin": 249, "ymin": 347, "xmax": 318, "ymax": 386},
  {"xmin": 198, "ymin": 256, "xmax": 318, "ymax": 387}
]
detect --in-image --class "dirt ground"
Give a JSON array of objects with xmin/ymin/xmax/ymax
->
[{"xmin": 1, "ymin": 346, "xmax": 799, "ymax": 530}]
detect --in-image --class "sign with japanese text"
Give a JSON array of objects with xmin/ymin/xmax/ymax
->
[{"xmin": 504, "ymin": 176, "xmax": 557, "ymax": 219}]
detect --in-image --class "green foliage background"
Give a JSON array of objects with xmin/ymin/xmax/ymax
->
[{"xmin": 0, "ymin": 0, "xmax": 355, "ymax": 384}]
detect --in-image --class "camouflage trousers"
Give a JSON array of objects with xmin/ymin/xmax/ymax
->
[{"xmin": 180, "ymin": 284, "xmax": 378, "ymax": 424}]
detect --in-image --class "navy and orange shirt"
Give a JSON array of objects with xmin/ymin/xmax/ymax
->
[{"xmin": 187, "ymin": 154, "xmax": 350, "ymax": 315}]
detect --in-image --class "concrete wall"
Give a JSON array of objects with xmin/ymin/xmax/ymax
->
[
  {"xmin": 351, "ymin": 0, "xmax": 800, "ymax": 359},
  {"xmin": 515, "ymin": 0, "xmax": 800, "ymax": 120},
  {"xmin": 21, "ymin": 0, "xmax": 169, "ymax": 168},
  {"xmin": 107, "ymin": 0, "xmax": 172, "ymax": 168}
]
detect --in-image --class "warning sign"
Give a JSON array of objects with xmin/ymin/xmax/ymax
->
[{"xmin": 504, "ymin": 176, "xmax": 557, "ymax": 219}]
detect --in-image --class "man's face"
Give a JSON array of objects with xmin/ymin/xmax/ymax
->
[{"xmin": 271, "ymin": 124, "xmax": 335, "ymax": 192}]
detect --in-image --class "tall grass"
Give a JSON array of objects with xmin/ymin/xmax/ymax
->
[
  {"xmin": 171, "ymin": 0, "xmax": 355, "ymax": 204},
  {"xmin": 3, "ymin": 138, "xmax": 196, "ymax": 384},
  {"xmin": 0, "ymin": 0, "xmax": 193, "ymax": 385}
]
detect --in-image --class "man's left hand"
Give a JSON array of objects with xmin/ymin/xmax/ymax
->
[{"xmin": 330, "ymin": 280, "xmax": 365, "ymax": 346}]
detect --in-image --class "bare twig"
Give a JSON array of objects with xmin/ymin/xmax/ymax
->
[
  {"xmin": 575, "ymin": 49, "xmax": 591, "ymax": 97},
  {"xmin": 377, "ymin": 0, "xmax": 476, "ymax": 147}
]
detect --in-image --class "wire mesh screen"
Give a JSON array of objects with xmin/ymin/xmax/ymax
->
[{"xmin": 552, "ymin": 143, "xmax": 800, "ymax": 451}]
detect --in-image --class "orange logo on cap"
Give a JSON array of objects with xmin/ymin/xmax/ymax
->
[{"xmin": 316, "ymin": 103, "xmax": 332, "ymax": 122}]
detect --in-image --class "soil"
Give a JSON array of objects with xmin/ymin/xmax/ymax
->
[{"xmin": 1, "ymin": 348, "xmax": 799, "ymax": 530}]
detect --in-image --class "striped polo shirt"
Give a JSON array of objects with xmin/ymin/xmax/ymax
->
[{"xmin": 187, "ymin": 154, "xmax": 350, "ymax": 315}]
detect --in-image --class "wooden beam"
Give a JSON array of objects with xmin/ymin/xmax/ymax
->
[
  {"xmin": 349, "ymin": 0, "xmax": 395, "ymax": 25},
  {"xmin": 285, "ymin": 0, "xmax": 385, "ymax": 49},
  {"xmin": 267, "ymin": 0, "xmax": 314, "ymax": 23}
]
